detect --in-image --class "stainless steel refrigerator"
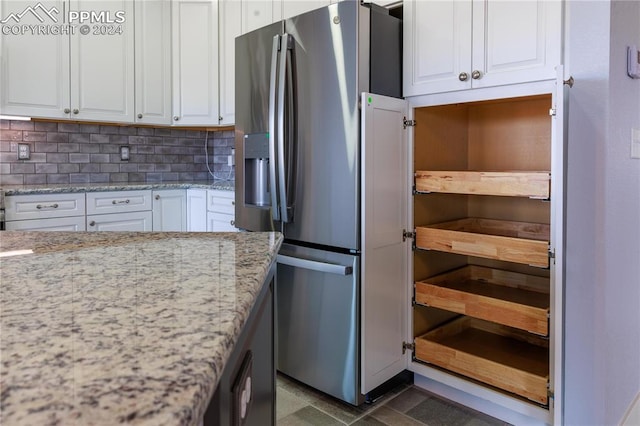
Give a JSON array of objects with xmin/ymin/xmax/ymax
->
[{"xmin": 235, "ymin": 1, "xmax": 403, "ymax": 405}]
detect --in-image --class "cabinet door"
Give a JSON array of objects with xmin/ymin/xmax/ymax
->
[
  {"xmin": 471, "ymin": 0, "xmax": 562, "ymax": 88},
  {"xmin": 152, "ymin": 190, "xmax": 186, "ymax": 231},
  {"xmin": 279, "ymin": 0, "xmax": 330, "ymax": 20},
  {"xmin": 6, "ymin": 216, "xmax": 86, "ymax": 231},
  {"xmin": 360, "ymin": 93, "xmax": 409, "ymax": 393},
  {"xmin": 69, "ymin": 0, "xmax": 134, "ymax": 122},
  {"xmin": 0, "ymin": 0, "xmax": 70, "ymax": 119},
  {"xmin": 218, "ymin": 0, "xmax": 241, "ymax": 125},
  {"xmin": 172, "ymin": 0, "xmax": 219, "ymax": 125},
  {"xmin": 403, "ymin": 0, "xmax": 472, "ymax": 96},
  {"xmin": 187, "ymin": 189, "xmax": 208, "ymax": 231},
  {"xmin": 87, "ymin": 211, "xmax": 152, "ymax": 231},
  {"xmin": 242, "ymin": 0, "xmax": 278, "ymax": 34},
  {"xmin": 135, "ymin": 0, "xmax": 172, "ymax": 125},
  {"xmin": 207, "ymin": 212, "xmax": 237, "ymax": 232}
]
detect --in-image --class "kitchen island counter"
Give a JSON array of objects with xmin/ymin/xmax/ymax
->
[{"xmin": 0, "ymin": 231, "xmax": 282, "ymax": 425}]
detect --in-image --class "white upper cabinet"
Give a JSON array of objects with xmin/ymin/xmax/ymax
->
[
  {"xmin": 218, "ymin": 0, "xmax": 242, "ymax": 126},
  {"xmin": 278, "ymin": 0, "xmax": 331, "ymax": 20},
  {"xmin": 0, "ymin": 0, "xmax": 134, "ymax": 122},
  {"xmin": 172, "ymin": 0, "xmax": 219, "ymax": 126},
  {"xmin": 0, "ymin": 0, "xmax": 70, "ymax": 119},
  {"xmin": 135, "ymin": 0, "xmax": 172, "ymax": 125},
  {"xmin": 242, "ymin": 0, "xmax": 280, "ymax": 34},
  {"xmin": 69, "ymin": 0, "xmax": 134, "ymax": 122},
  {"xmin": 404, "ymin": 0, "xmax": 562, "ymax": 97}
]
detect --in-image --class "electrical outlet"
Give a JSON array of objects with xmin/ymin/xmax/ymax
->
[
  {"xmin": 17, "ymin": 143, "xmax": 30, "ymax": 160},
  {"xmin": 631, "ymin": 128, "xmax": 640, "ymax": 159},
  {"xmin": 228, "ymin": 148, "xmax": 235, "ymax": 167},
  {"xmin": 120, "ymin": 146, "xmax": 130, "ymax": 161}
]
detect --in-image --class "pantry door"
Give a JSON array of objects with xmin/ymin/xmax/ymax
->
[{"xmin": 361, "ymin": 93, "xmax": 411, "ymax": 393}]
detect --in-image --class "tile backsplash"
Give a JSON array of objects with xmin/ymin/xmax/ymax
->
[{"xmin": 0, "ymin": 120, "xmax": 234, "ymax": 185}]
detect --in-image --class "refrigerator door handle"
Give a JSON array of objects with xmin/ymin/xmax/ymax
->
[
  {"xmin": 277, "ymin": 33, "xmax": 290, "ymax": 223},
  {"xmin": 277, "ymin": 254, "xmax": 353, "ymax": 276},
  {"xmin": 269, "ymin": 34, "xmax": 281, "ymax": 221}
]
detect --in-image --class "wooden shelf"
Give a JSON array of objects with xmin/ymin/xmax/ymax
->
[
  {"xmin": 415, "ymin": 171, "xmax": 550, "ymax": 198},
  {"xmin": 415, "ymin": 317, "xmax": 549, "ymax": 405},
  {"xmin": 415, "ymin": 218, "xmax": 550, "ymax": 268},
  {"xmin": 415, "ymin": 265, "xmax": 549, "ymax": 335}
]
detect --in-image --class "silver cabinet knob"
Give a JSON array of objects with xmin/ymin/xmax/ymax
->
[
  {"xmin": 471, "ymin": 70, "xmax": 482, "ymax": 80},
  {"xmin": 218, "ymin": 116, "xmax": 223, "ymax": 121},
  {"xmin": 155, "ymin": 195, "xmax": 160, "ymax": 200},
  {"xmin": 89, "ymin": 221, "xmax": 96, "ymax": 226},
  {"xmin": 458, "ymin": 72, "xmax": 468, "ymax": 81},
  {"xmin": 137, "ymin": 113, "xmax": 143, "ymax": 119},
  {"xmin": 72, "ymin": 109, "xmax": 79, "ymax": 114},
  {"xmin": 64, "ymin": 108, "xmax": 71, "ymax": 114},
  {"xmin": 173, "ymin": 116, "xmax": 179, "ymax": 121}
]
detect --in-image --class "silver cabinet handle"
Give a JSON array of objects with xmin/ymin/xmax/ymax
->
[
  {"xmin": 155, "ymin": 195, "xmax": 160, "ymax": 200},
  {"xmin": 471, "ymin": 70, "xmax": 482, "ymax": 80},
  {"xmin": 277, "ymin": 254, "xmax": 353, "ymax": 276},
  {"xmin": 137, "ymin": 113, "xmax": 143, "ymax": 119},
  {"xmin": 89, "ymin": 221, "xmax": 96, "ymax": 226},
  {"xmin": 173, "ymin": 116, "xmax": 179, "ymax": 121},
  {"xmin": 72, "ymin": 109, "xmax": 79, "ymax": 114},
  {"xmin": 36, "ymin": 203, "xmax": 59, "ymax": 209},
  {"xmin": 231, "ymin": 200, "xmax": 235, "ymax": 205},
  {"xmin": 230, "ymin": 220, "xmax": 235, "ymax": 226},
  {"xmin": 458, "ymin": 72, "xmax": 468, "ymax": 81},
  {"xmin": 112, "ymin": 199, "xmax": 130, "ymax": 205},
  {"xmin": 63, "ymin": 108, "xmax": 71, "ymax": 114}
]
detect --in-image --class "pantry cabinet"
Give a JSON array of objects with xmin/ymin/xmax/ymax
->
[
  {"xmin": 361, "ymin": 71, "xmax": 565, "ymax": 424},
  {"xmin": 403, "ymin": 0, "xmax": 562, "ymax": 97}
]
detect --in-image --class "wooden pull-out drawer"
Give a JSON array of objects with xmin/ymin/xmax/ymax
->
[
  {"xmin": 416, "ymin": 218, "xmax": 550, "ymax": 268},
  {"xmin": 415, "ymin": 265, "xmax": 549, "ymax": 335},
  {"xmin": 415, "ymin": 316, "xmax": 549, "ymax": 405}
]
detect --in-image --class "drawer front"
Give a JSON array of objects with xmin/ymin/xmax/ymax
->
[
  {"xmin": 207, "ymin": 212, "xmax": 237, "ymax": 232},
  {"xmin": 6, "ymin": 216, "xmax": 86, "ymax": 231},
  {"xmin": 5, "ymin": 193, "xmax": 86, "ymax": 221},
  {"xmin": 86, "ymin": 190, "xmax": 152, "ymax": 215},
  {"xmin": 207, "ymin": 190, "xmax": 235, "ymax": 214},
  {"xmin": 87, "ymin": 211, "xmax": 153, "ymax": 232}
]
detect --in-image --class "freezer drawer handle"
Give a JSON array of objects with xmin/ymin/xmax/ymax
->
[{"xmin": 277, "ymin": 254, "xmax": 353, "ymax": 276}]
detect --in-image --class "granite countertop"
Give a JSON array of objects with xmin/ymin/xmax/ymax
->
[
  {"xmin": 0, "ymin": 180, "xmax": 235, "ymax": 197},
  {"xmin": 0, "ymin": 231, "xmax": 282, "ymax": 425}
]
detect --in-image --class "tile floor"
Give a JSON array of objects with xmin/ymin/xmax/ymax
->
[{"xmin": 276, "ymin": 374, "xmax": 511, "ymax": 426}]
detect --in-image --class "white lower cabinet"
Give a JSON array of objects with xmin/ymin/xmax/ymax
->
[
  {"xmin": 152, "ymin": 189, "xmax": 187, "ymax": 231},
  {"xmin": 87, "ymin": 211, "xmax": 153, "ymax": 232},
  {"xmin": 187, "ymin": 189, "xmax": 208, "ymax": 231},
  {"xmin": 206, "ymin": 189, "xmax": 237, "ymax": 232},
  {"xmin": 6, "ymin": 216, "xmax": 86, "ymax": 231}
]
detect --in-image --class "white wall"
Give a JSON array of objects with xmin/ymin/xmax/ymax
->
[{"xmin": 564, "ymin": 1, "xmax": 640, "ymax": 425}]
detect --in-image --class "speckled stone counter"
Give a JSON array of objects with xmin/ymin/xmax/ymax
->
[
  {"xmin": 0, "ymin": 180, "xmax": 235, "ymax": 197},
  {"xmin": 0, "ymin": 231, "xmax": 282, "ymax": 425}
]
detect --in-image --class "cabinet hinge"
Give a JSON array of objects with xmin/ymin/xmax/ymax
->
[
  {"xmin": 549, "ymin": 108, "xmax": 557, "ymax": 116},
  {"xmin": 402, "ymin": 341, "xmax": 415, "ymax": 354},
  {"xmin": 403, "ymin": 229, "xmax": 415, "ymax": 242},
  {"xmin": 403, "ymin": 117, "xmax": 417, "ymax": 129}
]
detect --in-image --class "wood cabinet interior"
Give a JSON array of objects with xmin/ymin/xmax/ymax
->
[{"xmin": 412, "ymin": 94, "xmax": 553, "ymax": 406}]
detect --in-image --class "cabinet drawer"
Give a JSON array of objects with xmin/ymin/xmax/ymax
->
[
  {"xmin": 86, "ymin": 190, "xmax": 152, "ymax": 215},
  {"xmin": 86, "ymin": 211, "xmax": 152, "ymax": 232},
  {"xmin": 207, "ymin": 190, "xmax": 235, "ymax": 214},
  {"xmin": 5, "ymin": 216, "xmax": 86, "ymax": 231},
  {"xmin": 5, "ymin": 193, "xmax": 86, "ymax": 221}
]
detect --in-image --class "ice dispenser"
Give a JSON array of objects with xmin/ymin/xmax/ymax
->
[{"xmin": 243, "ymin": 133, "xmax": 270, "ymax": 207}]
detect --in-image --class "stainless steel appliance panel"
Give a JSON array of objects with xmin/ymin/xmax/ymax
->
[
  {"xmin": 235, "ymin": 22, "xmax": 283, "ymax": 232},
  {"xmin": 281, "ymin": 2, "xmax": 360, "ymax": 250},
  {"xmin": 276, "ymin": 243, "xmax": 362, "ymax": 405}
]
